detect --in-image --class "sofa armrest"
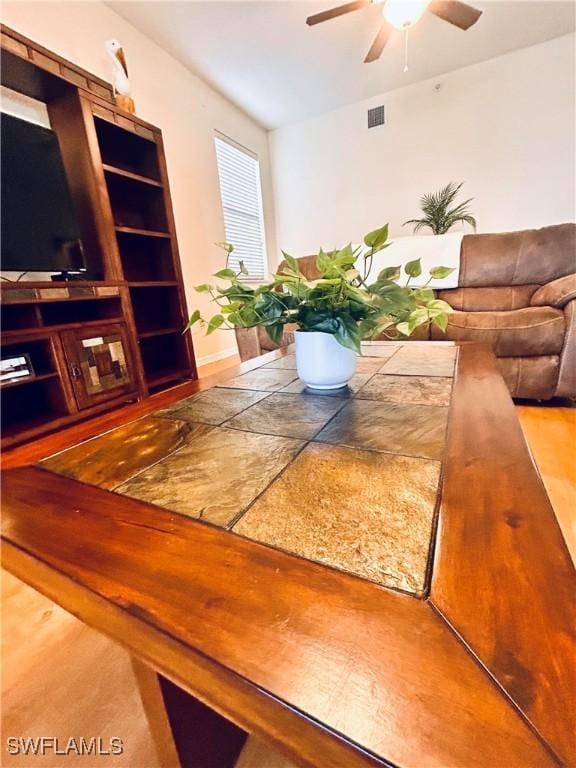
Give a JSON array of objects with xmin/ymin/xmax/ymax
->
[
  {"xmin": 556, "ymin": 298, "xmax": 576, "ymax": 398},
  {"xmin": 530, "ymin": 274, "xmax": 576, "ymax": 308},
  {"xmin": 234, "ymin": 327, "xmax": 263, "ymax": 362}
]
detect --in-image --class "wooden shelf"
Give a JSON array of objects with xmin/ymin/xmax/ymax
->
[
  {"xmin": 2, "ymin": 316, "xmax": 124, "ymax": 340},
  {"xmin": 0, "ymin": 30, "xmax": 197, "ymax": 447},
  {"xmin": 103, "ymin": 164, "xmax": 163, "ymax": 188},
  {"xmin": 129, "ymin": 281, "xmax": 178, "ymax": 288},
  {"xmin": 147, "ymin": 368, "xmax": 189, "ymax": 388},
  {"xmin": 115, "ymin": 226, "xmax": 171, "ymax": 239},
  {"xmin": 1, "ymin": 410, "xmax": 68, "ymax": 443},
  {"xmin": 1, "ymin": 294, "xmax": 120, "ymax": 306},
  {"xmin": 138, "ymin": 327, "xmax": 181, "ymax": 339},
  {"xmin": 0, "ymin": 372, "xmax": 59, "ymax": 391}
]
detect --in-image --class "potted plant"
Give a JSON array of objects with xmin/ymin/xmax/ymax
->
[
  {"xmin": 403, "ymin": 181, "xmax": 476, "ymax": 235},
  {"xmin": 187, "ymin": 224, "xmax": 454, "ymax": 390}
]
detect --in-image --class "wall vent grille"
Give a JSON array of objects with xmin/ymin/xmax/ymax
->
[{"xmin": 367, "ymin": 105, "xmax": 385, "ymax": 129}]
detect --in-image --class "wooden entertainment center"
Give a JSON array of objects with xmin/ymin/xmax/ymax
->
[{"xmin": 1, "ymin": 26, "xmax": 197, "ymax": 448}]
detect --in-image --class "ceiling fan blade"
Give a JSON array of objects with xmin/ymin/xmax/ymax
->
[
  {"xmin": 306, "ymin": 0, "xmax": 372, "ymax": 26},
  {"xmin": 364, "ymin": 22, "xmax": 391, "ymax": 63},
  {"xmin": 427, "ymin": 1, "xmax": 482, "ymax": 30}
]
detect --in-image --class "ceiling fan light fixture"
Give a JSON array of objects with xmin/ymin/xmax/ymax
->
[{"xmin": 382, "ymin": 0, "xmax": 430, "ymax": 29}]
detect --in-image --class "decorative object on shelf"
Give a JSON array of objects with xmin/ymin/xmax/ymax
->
[
  {"xmin": 403, "ymin": 181, "xmax": 477, "ymax": 235},
  {"xmin": 187, "ymin": 227, "xmax": 454, "ymax": 390},
  {"xmin": 0, "ymin": 353, "xmax": 34, "ymax": 384},
  {"xmin": 105, "ymin": 38, "xmax": 135, "ymax": 114}
]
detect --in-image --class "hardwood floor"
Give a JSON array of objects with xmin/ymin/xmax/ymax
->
[
  {"xmin": 1, "ymin": 569, "xmax": 161, "ymax": 768},
  {"xmin": 517, "ymin": 404, "xmax": 576, "ymax": 564},
  {"xmin": 1, "ymin": 397, "xmax": 574, "ymax": 768}
]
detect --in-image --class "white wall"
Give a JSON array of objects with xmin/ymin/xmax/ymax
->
[
  {"xmin": 271, "ymin": 34, "xmax": 575, "ymax": 259},
  {"xmin": 2, "ymin": 1, "xmax": 277, "ymax": 364}
]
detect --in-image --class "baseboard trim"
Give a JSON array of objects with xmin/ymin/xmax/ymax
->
[{"xmin": 196, "ymin": 348, "xmax": 238, "ymax": 367}]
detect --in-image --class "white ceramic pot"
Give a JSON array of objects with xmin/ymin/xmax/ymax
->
[{"xmin": 294, "ymin": 330, "xmax": 357, "ymax": 390}]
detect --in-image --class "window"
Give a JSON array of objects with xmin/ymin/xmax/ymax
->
[{"xmin": 214, "ymin": 134, "xmax": 267, "ymax": 281}]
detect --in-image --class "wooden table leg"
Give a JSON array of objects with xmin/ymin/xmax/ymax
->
[{"xmin": 131, "ymin": 657, "xmax": 248, "ymax": 768}]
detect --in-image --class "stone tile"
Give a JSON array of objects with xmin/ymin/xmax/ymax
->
[
  {"xmin": 356, "ymin": 375, "xmax": 453, "ymax": 407},
  {"xmin": 224, "ymin": 393, "xmax": 347, "ymax": 440},
  {"xmin": 158, "ymin": 388, "xmax": 270, "ymax": 426},
  {"xmin": 262, "ymin": 355, "xmax": 297, "ymax": 370},
  {"xmin": 216, "ymin": 368, "xmax": 298, "ymax": 392},
  {"xmin": 314, "ymin": 399, "xmax": 449, "ymax": 460},
  {"xmin": 40, "ymin": 416, "xmax": 198, "ymax": 490},
  {"xmin": 380, "ymin": 345, "xmax": 456, "ymax": 377},
  {"xmin": 116, "ymin": 427, "xmax": 304, "ymax": 528},
  {"xmin": 278, "ymin": 373, "xmax": 372, "ymax": 397},
  {"xmin": 356, "ymin": 357, "xmax": 388, "ymax": 374},
  {"xmin": 234, "ymin": 442, "xmax": 440, "ymax": 595},
  {"xmin": 360, "ymin": 342, "xmax": 402, "ymax": 357}
]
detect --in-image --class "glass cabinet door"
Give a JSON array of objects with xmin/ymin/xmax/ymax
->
[{"xmin": 61, "ymin": 323, "xmax": 136, "ymax": 409}]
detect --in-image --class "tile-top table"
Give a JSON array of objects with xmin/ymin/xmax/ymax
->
[
  {"xmin": 40, "ymin": 342, "xmax": 455, "ymax": 596},
  {"xmin": 2, "ymin": 342, "xmax": 574, "ymax": 768}
]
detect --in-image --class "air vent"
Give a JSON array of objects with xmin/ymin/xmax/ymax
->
[{"xmin": 367, "ymin": 105, "xmax": 385, "ymax": 129}]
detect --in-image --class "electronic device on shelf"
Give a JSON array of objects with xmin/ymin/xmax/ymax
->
[{"xmin": 1, "ymin": 113, "xmax": 94, "ymax": 279}]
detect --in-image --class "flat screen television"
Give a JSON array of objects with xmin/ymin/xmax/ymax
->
[{"xmin": 1, "ymin": 112, "xmax": 89, "ymax": 277}]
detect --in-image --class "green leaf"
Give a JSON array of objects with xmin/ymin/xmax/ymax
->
[
  {"xmin": 206, "ymin": 315, "xmax": 225, "ymax": 335},
  {"xmin": 334, "ymin": 314, "xmax": 361, "ymax": 353},
  {"xmin": 404, "ymin": 259, "xmax": 422, "ymax": 278},
  {"xmin": 429, "ymin": 266, "xmax": 455, "ymax": 280},
  {"xmin": 344, "ymin": 268, "xmax": 360, "ymax": 282},
  {"xmin": 407, "ymin": 307, "xmax": 430, "ymax": 332},
  {"xmin": 396, "ymin": 322, "xmax": 411, "ymax": 336},
  {"xmin": 281, "ymin": 251, "xmax": 300, "ymax": 274},
  {"xmin": 266, "ymin": 323, "xmax": 284, "ymax": 346},
  {"xmin": 221, "ymin": 302, "xmax": 241, "ymax": 315},
  {"xmin": 188, "ymin": 309, "xmax": 201, "ymax": 325},
  {"xmin": 358, "ymin": 316, "xmax": 378, "ymax": 339},
  {"xmin": 333, "ymin": 244, "xmax": 357, "ymax": 269},
  {"xmin": 194, "ymin": 283, "xmax": 212, "ymax": 293},
  {"xmin": 364, "ymin": 224, "xmax": 389, "ymax": 250},
  {"xmin": 426, "ymin": 299, "xmax": 453, "ymax": 316},
  {"xmin": 432, "ymin": 313, "xmax": 449, "ymax": 333},
  {"xmin": 215, "ymin": 241, "xmax": 234, "ymax": 253},
  {"xmin": 183, "ymin": 309, "xmax": 201, "ymax": 332},
  {"xmin": 213, "ymin": 268, "xmax": 236, "ymax": 280},
  {"xmin": 377, "ymin": 266, "xmax": 401, "ymax": 282},
  {"xmin": 315, "ymin": 248, "xmax": 334, "ymax": 276},
  {"xmin": 413, "ymin": 287, "xmax": 435, "ymax": 302},
  {"xmin": 238, "ymin": 260, "xmax": 249, "ymax": 275}
]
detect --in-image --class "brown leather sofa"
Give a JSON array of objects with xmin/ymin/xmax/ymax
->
[{"xmin": 235, "ymin": 224, "xmax": 576, "ymax": 400}]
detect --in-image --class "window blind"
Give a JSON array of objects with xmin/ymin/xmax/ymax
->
[{"xmin": 214, "ymin": 135, "xmax": 267, "ymax": 281}]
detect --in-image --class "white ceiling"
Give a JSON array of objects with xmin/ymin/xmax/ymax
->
[{"xmin": 108, "ymin": 1, "xmax": 575, "ymax": 129}]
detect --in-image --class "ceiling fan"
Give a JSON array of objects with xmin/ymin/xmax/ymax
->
[{"xmin": 306, "ymin": 0, "xmax": 483, "ymax": 64}]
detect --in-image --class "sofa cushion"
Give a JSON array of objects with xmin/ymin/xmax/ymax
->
[
  {"xmin": 496, "ymin": 356, "xmax": 560, "ymax": 399},
  {"xmin": 437, "ymin": 285, "xmax": 539, "ymax": 312},
  {"xmin": 530, "ymin": 274, "xmax": 576, "ymax": 308},
  {"xmin": 459, "ymin": 224, "xmax": 576, "ymax": 287},
  {"xmin": 258, "ymin": 323, "xmax": 296, "ymax": 351},
  {"xmin": 430, "ymin": 306, "xmax": 565, "ymax": 356}
]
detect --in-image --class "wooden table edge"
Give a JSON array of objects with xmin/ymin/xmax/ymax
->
[
  {"xmin": 431, "ymin": 342, "xmax": 576, "ymax": 765},
  {"xmin": 1, "ymin": 536, "xmax": 395, "ymax": 768}
]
